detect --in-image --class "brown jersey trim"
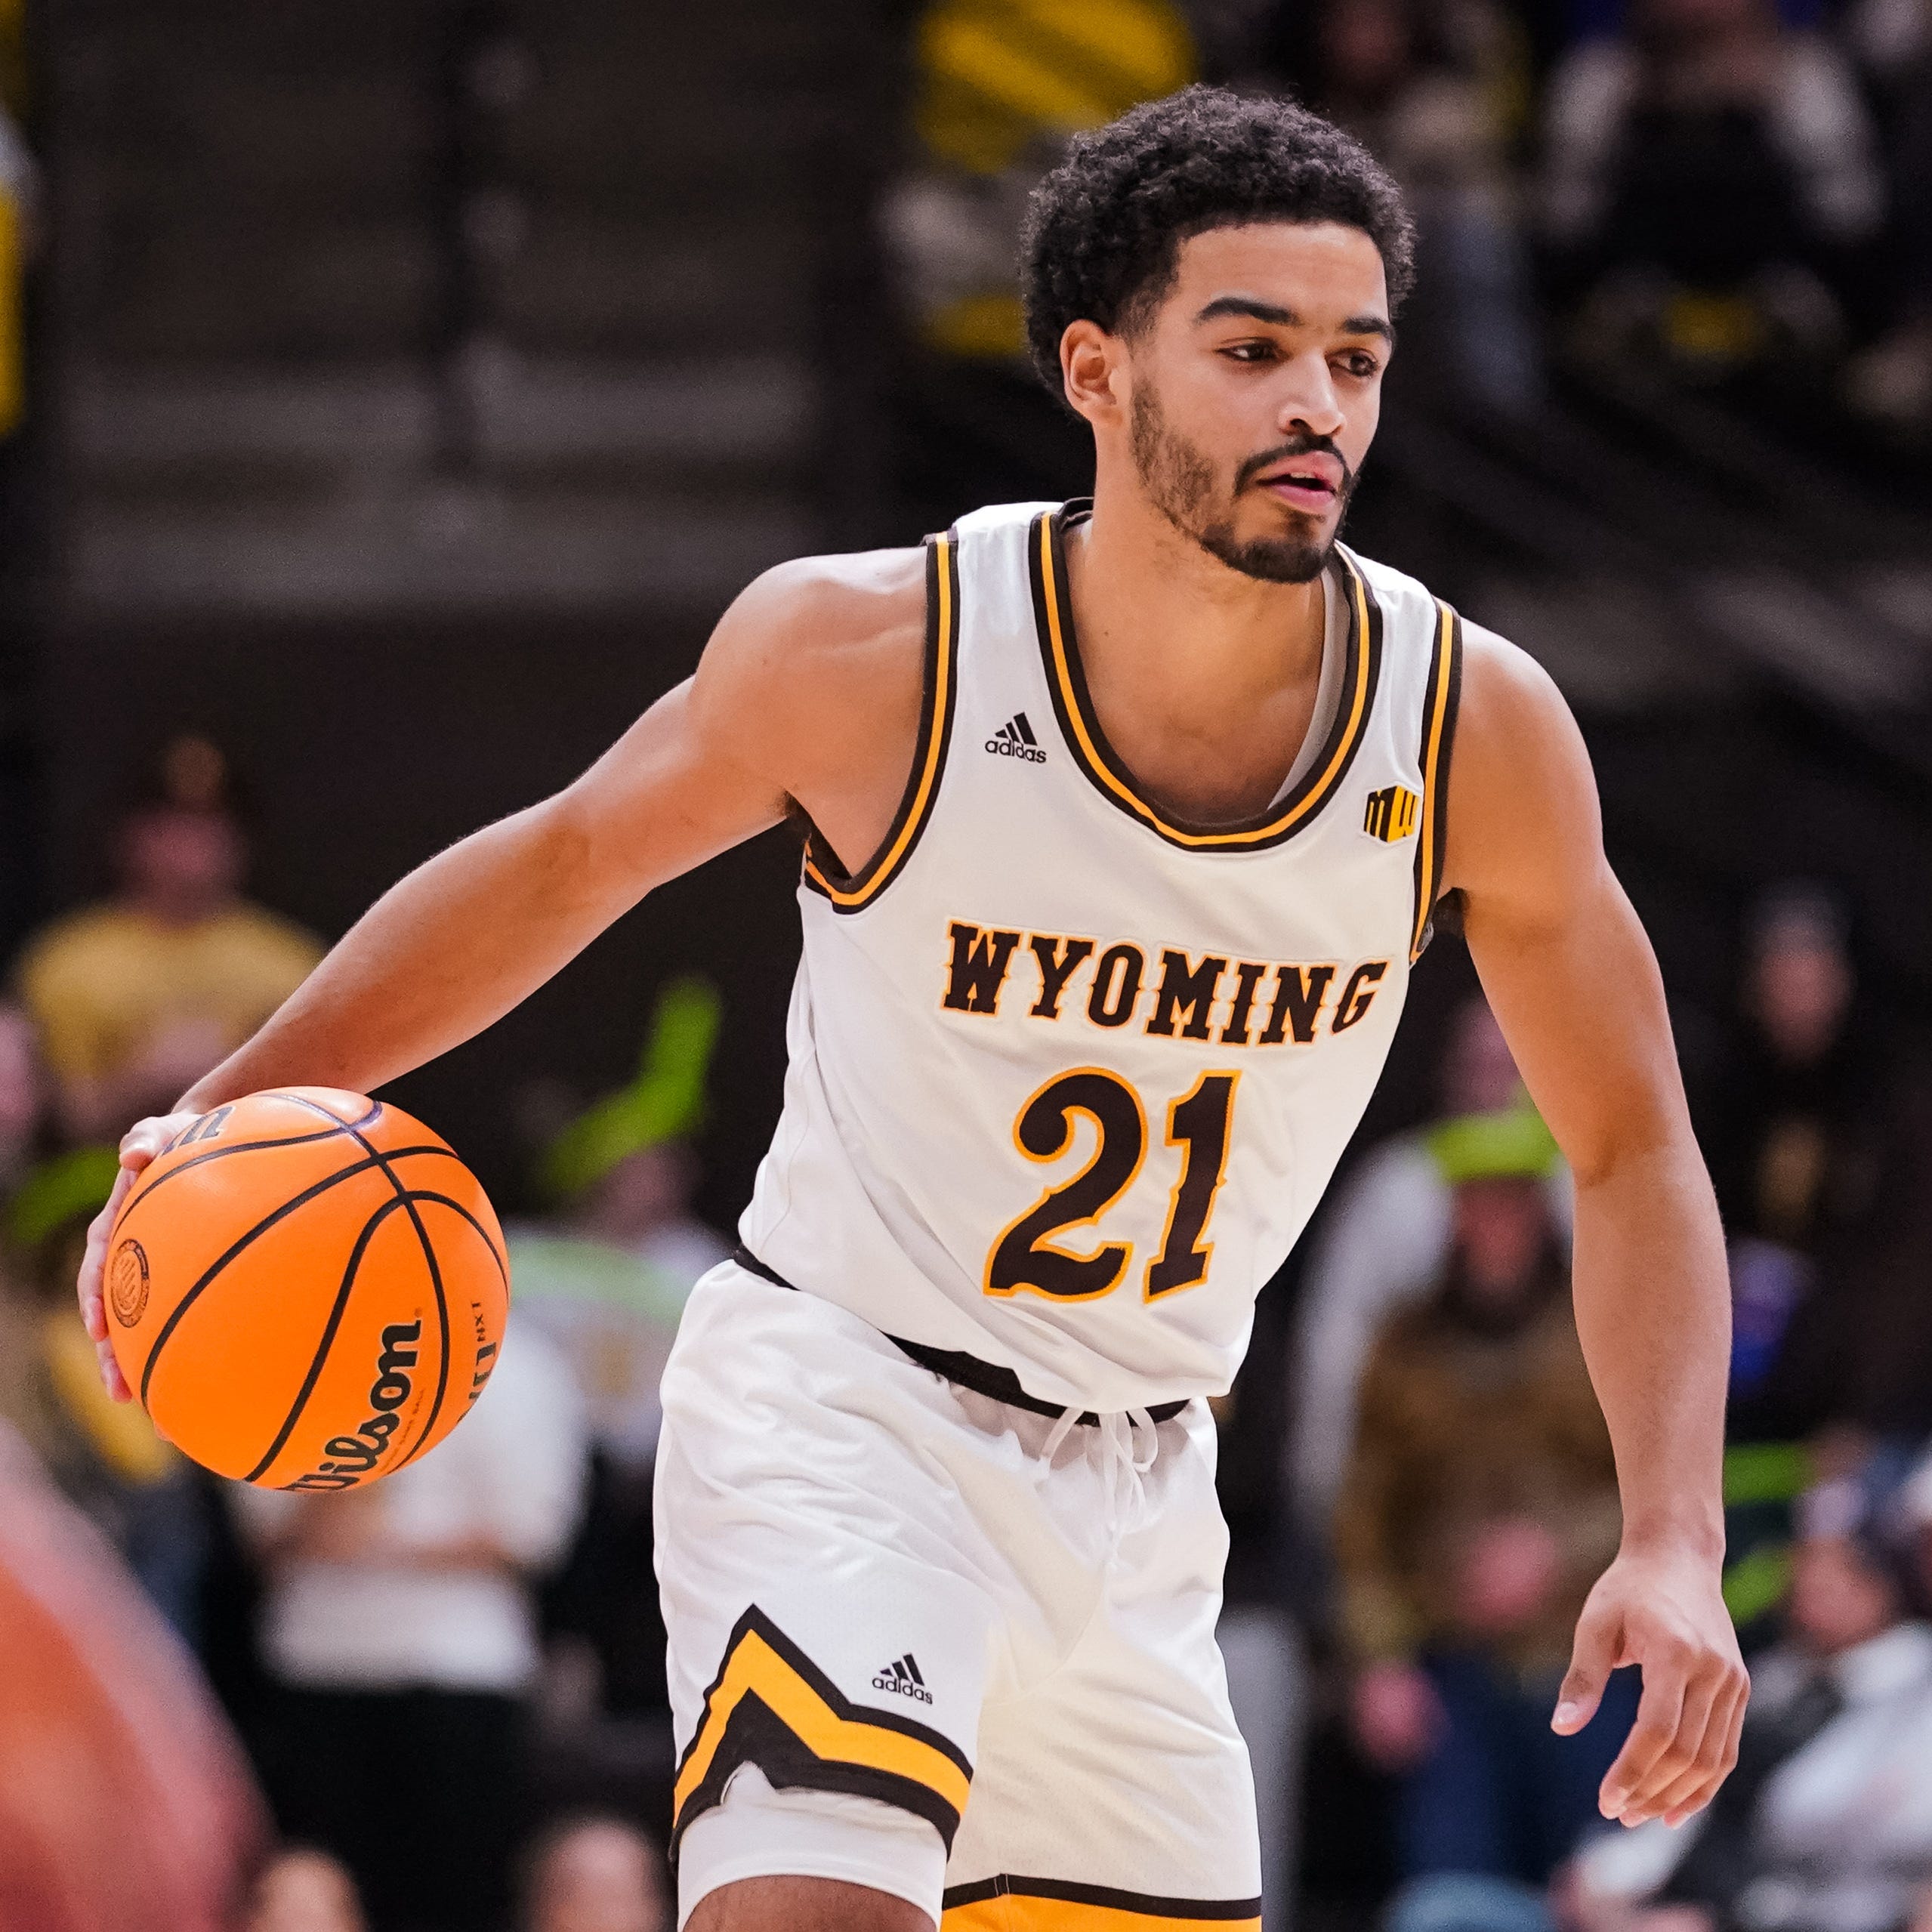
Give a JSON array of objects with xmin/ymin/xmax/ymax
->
[
  {"xmin": 802, "ymin": 529, "xmax": 961, "ymax": 912},
  {"xmin": 1409, "ymin": 600, "xmax": 1464, "ymax": 961},
  {"xmin": 1029, "ymin": 503, "xmax": 1382, "ymax": 853}
]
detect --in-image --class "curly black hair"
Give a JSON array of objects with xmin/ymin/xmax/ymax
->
[{"xmin": 1020, "ymin": 85, "xmax": 1416, "ymax": 392}]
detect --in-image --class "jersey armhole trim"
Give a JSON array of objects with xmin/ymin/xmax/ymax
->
[
  {"xmin": 801, "ymin": 529, "xmax": 961, "ymax": 913},
  {"xmin": 1409, "ymin": 600, "xmax": 1464, "ymax": 961}
]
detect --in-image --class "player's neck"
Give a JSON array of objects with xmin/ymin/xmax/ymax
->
[
  {"xmin": 1057, "ymin": 487, "xmax": 1332, "ymax": 826},
  {"xmin": 1066, "ymin": 488, "xmax": 1327, "ymax": 708}
]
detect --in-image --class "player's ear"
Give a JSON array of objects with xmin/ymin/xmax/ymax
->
[{"xmin": 1060, "ymin": 320, "xmax": 1123, "ymax": 427}]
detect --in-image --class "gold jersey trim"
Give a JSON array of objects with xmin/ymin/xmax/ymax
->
[
  {"xmin": 802, "ymin": 529, "xmax": 961, "ymax": 912},
  {"xmin": 943, "ymin": 1874, "xmax": 1264, "ymax": 1927},
  {"xmin": 1409, "ymin": 600, "xmax": 1463, "ymax": 961}
]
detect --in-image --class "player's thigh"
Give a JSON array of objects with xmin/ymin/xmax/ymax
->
[
  {"xmin": 655, "ymin": 1267, "xmax": 1001, "ymax": 1918},
  {"xmin": 688, "ymin": 1875, "xmax": 934, "ymax": 1932},
  {"xmin": 946, "ymin": 1406, "xmax": 1264, "ymax": 1923}
]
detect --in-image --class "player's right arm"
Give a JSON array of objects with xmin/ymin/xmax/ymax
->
[{"xmin": 78, "ymin": 547, "xmax": 928, "ymax": 1397}]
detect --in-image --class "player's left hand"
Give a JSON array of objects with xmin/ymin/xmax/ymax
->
[{"xmin": 1552, "ymin": 1542, "xmax": 1748, "ymax": 1830}]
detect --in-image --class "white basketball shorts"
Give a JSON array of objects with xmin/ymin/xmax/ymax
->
[{"xmin": 655, "ymin": 1260, "xmax": 1264, "ymax": 1929}]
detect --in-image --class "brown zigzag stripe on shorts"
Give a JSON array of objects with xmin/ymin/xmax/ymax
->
[{"xmin": 671, "ymin": 1606, "xmax": 973, "ymax": 1859}]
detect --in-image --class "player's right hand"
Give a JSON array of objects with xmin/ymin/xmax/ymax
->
[{"xmin": 77, "ymin": 1111, "xmax": 202, "ymax": 1402}]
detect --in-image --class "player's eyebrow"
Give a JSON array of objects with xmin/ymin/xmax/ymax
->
[{"xmin": 1193, "ymin": 295, "xmax": 1395, "ymax": 346}]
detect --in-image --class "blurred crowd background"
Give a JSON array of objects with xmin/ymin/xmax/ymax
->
[{"xmin": 1, "ymin": 2, "xmax": 1930, "ymax": 1929}]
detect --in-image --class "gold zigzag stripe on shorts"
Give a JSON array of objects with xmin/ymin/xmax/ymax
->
[
  {"xmin": 671, "ymin": 1606, "xmax": 974, "ymax": 1852},
  {"xmin": 943, "ymin": 1873, "xmax": 1264, "ymax": 1928}
]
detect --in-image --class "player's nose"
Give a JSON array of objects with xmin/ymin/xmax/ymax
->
[{"xmin": 1275, "ymin": 356, "xmax": 1345, "ymax": 441}]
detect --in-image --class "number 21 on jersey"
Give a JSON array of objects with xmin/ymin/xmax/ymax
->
[{"xmin": 986, "ymin": 1068, "xmax": 1239, "ymax": 1302}]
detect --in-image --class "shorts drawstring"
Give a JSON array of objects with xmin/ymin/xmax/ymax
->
[
  {"xmin": 1041, "ymin": 1403, "xmax": 1082, "ymax": 1465},
  {"xmin": 1037, "ymin": 1403, "xmax": 1162, "ymax": 1542}
]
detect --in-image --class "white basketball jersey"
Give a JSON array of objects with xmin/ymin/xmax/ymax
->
[{"xmin": 740, "ymin": 499, "xmax": 1462, "ymax": 1412}]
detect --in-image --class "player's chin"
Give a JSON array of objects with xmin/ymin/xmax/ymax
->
[{"xmin": 1217, "ymin": 513, "xmax": 1335, "ymax": 585}]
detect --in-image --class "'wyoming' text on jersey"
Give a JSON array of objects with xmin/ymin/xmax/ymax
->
[{"xmin": 940, "ymin": 918, "xmax": 1390, "ymax": 1045}]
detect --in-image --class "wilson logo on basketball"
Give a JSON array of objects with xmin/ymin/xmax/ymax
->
[
  {"xmin": 287, "ymin": 1321, "xmax": 423, "ymax": 1491},
  {"xmin": 110, "ymin": 1239, "xmax": 150, "ymax": 1328}
]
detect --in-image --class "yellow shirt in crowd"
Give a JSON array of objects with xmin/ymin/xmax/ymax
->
[{"xmin": 16, "ymin": 903, "xmax": 323, "ymax": 1084}]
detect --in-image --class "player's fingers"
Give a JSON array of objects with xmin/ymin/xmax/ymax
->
[
  {"xmin": 95, "ymin": 1333, "xmax": 132, "ymax": 1404},
  {"xmin": 1657, "ymin": 1671, "xmax": 1749, "ymax": 1827},
  {"xmin": 1554, "ymin": 1598, "xmax": 1622, "ymax": 1735},
  {"xmin": 77, "ymin": 1165, "xmax": 137, "ymax": 1341},
  {"xmin": 1621, "ymin": 1663, "xmax": 1731, "ymax": 1826},
  {"xmin": 121, "ymin": 1111, "xmax": 196, "ymax": 1169},
  {"xmin": 1600, "ymin": 1647, "xmax": 1689, "ymax": 1822}
]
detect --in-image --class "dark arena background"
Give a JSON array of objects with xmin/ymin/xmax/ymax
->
[{"xmin": 2, "ymin": 3, "xmax": 1930, "ymax": 1930}]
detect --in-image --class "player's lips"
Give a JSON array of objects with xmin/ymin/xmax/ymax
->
[{"xmin": 1254, "ymin": 455, "xmax": 1342, "ymax": 510}]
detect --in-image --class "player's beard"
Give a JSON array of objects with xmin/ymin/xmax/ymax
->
[{"xmin": 1129, "ymin": 383, "xmax": 1354, "ymax": 585}]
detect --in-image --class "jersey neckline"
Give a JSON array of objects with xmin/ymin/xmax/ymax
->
[{"xmin": 1026, "ymin": 501, "xmax": 1384, "ymax": 853}]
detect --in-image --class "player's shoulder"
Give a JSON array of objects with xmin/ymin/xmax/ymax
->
[
  {"xmin": 687, "ymin": 545, "xmax": 931, "ymax": 790},
  {"xmin": 725, "ymin": 545, "xmax": 928, "ymax": 663},
  {"xmin": 1456, "ymin": 616, "xmax": 1577, "ymax": 752},
  {"xmin": 719, "ymin": 499, "xmax": 1049, "ymax": 668}
]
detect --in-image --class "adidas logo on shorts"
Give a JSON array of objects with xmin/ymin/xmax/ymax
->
[
  {"xmin": 872, "ymin": 1653, "xmax": 933, "ymax": 1703},
  {"xmin": 986, "ymin": 713, "xmax": 1046, "ymax": 762}
]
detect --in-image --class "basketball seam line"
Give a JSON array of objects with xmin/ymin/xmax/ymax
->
[
  {"xmin": 384, "ymin": 1190, "xmax": 515, "ymax": 1468},
  {"xmin": 243, "ymin": 1189, "xmax": 511, "ymax": 1488},
  {"xmin": 242, "ymin": 1191, "xmax": 422, "ymax": 1485},
  {"xmin": 118, "ymin": 1121, "xmax": 360, "ymax": 1219},
  {"xmin": 116, "ymin": 1137, "xmax": 466, "ymax": 1245},
  {"xmin": 387, "ymin": 1192, "xmax": 452, "ymax": 1471},
  {"xmin": 276, "ymin": 1095, "xmax": 494, "ymax": 1475},
  {"xmin": 136, "ymin": 1147, "xmax": 404, "ymax": 1409}
]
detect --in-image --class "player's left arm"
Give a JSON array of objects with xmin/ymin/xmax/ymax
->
[{"xmin": 1441, "ymin": 622, "xmax": 1747, "ymax": 1831}]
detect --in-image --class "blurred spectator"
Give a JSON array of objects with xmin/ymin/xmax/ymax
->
[
  {"xmin": 1335, "ymin": 1140, "xmax": 1632, "ymax": 1911},
  {"xmin": 0, "ymin": 1418, "xmax": 265, "ymax": 1932},
  {"xmin": 884, "ymin": 0, "xmax": 1196, "ymax": 361},
  {"xmin": 512, "ymin": 983, "xmax": 724, "ymax": 1806},
  {"xmin": 245, "ymin": 1847, "xmax": 367, "ymax": 1932},
  {"xmin": 1699, "ymin": 886, "xmax": 1889, "ymax": 1440},
  {"xmin": 1542, "ymin": 0, "xmax": 1884, "ymax": 375},
  {"xmin": 1844, "ymin": 0, "xmax": 1932, "ymax": 431},
  {"xmin": 1572, "ymin": 1464, "xmax": 1932, "ymax": 1932},
  {"xmin": 514, "ymin": 979, "xmax": 728, "ymax": 1470},
  {"xmin": 15, "ymin": 736, "xmax": 323, "ymax": 1142},
  {"xmin": 231, "ymin": 1316, "xmax": 588, "ymax": 1932},
  {"xmin": 0, "ymin": 1002, "xmax": 208, "ymax": 1640},
  {"xmin": 1290, "ymin": 993, "xmax": 1568, "ymax": 1525},
  {"xmin": 1703, "ymin": 885, "xmax": 1872, "ymax": 1257},
  {"xmin": 0, "ymin": 87, "xmax": 29, "ymax": 445},
  {"xmin": 882, "ymin": 0, "xmax": 1196, "ymax": 521},
  {"xmin": 1260, "ymin": 0, "xmax": 1545, "ymax": 409},
  {"xmin": 519, "ymin": 1815, "xmax": 668, "ymax": 1932}
]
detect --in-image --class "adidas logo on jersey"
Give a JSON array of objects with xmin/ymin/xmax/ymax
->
[
  {"xmin": 986, "ymin": 714, "xmax": 1046, "ymax": 763},
  {"xmin": 872, "ymin": 1653, "xmax": 933, "ymax": 1703}
]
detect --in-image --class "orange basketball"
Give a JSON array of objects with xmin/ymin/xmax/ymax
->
[{"xmin": 103, "ymin": 1088, "xmax": 509, "ymax": 1489}]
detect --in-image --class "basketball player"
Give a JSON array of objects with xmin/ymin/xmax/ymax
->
[{"xmin": 80, "ymin": 88, "xmax": 1746, "ymax": 1932}]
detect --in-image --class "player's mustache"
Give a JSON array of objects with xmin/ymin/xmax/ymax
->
[{"xmin": 1235, "ymin": 435, "xmax": 1356, "ymax": 496}]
